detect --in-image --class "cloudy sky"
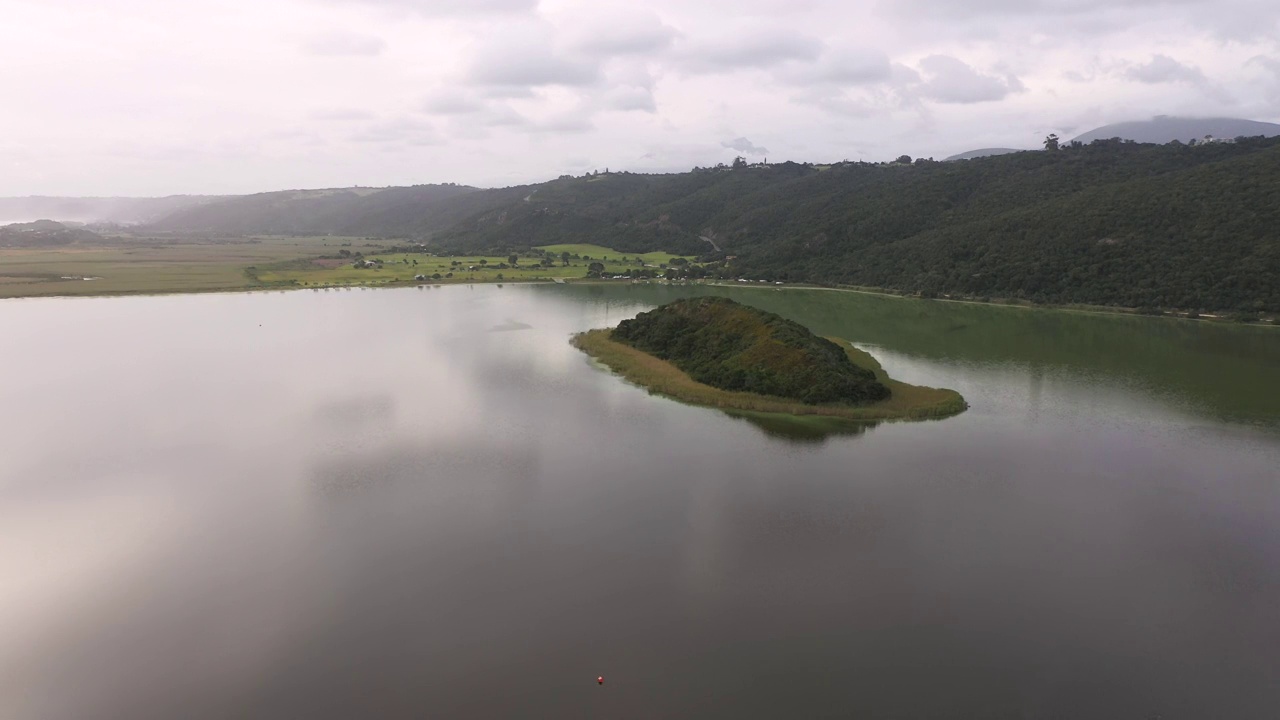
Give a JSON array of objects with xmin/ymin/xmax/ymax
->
[{"xmin": 3, "ymin": 0, "xmax": 1279, "ymax": 195}]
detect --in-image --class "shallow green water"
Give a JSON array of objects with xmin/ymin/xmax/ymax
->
[{"xmin": 1, "ymin": 283, "xmax": 1277, "ymax": 719}]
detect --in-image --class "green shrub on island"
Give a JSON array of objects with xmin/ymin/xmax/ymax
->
[{"xmin": 611, "ymin": 296, "xmax": 890, "ymax": 405}]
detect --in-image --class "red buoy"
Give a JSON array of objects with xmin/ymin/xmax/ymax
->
[{"xmin": 597, "ymin": 676, "xmax": 604, "ymax": 685}]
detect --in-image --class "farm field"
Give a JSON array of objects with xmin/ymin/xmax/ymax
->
[
  {"xmin": 247, "ymin": 243, "xmax": 693, "ymax": 287},
  {"xmin": 0, "ymin": 236, "xmax": 382, "ymax": 298},
  {"xmin": 0, "ymin": 237, "xmax": 694, "ymax": 298}
]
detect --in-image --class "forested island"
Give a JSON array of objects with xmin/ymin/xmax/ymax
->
[{"xmin": 573, "ymin": 297, "xmax": 966, "ymax": 423}]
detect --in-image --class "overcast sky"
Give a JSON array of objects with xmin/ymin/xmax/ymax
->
[{"xmin": 3, "ymin": 0, "xmax": 1279, "ymax": 196}]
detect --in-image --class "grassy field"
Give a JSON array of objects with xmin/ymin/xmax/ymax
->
[
  {"xmin": 0, "ymin": 236, "xmax": 387, "ymax": 298},
  {"xmin": 250, "ymin": 243, "xmax": 692, "ymax": 287},
  {"xmin": 0, "ymin": 237, "xmax": 695, "ymax": 299},
  {"xmin": 535, "ymin": 244, "xmax": 689, "ymax": 266},
  {"xmin": 572, "ymin": 328, "xmax": 968, "ymax": 423}
]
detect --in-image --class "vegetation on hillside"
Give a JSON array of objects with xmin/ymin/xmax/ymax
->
[
  {"xmin": 148, "ymin": 184, "xmax": 497, "ymax": 236},
  {"xmin": 142, "ymin": 136, "xmax": 1280, "ymax": 313},
  {"xmin": 611, "ymin": 297, "xmax": 890, "ymax": 404},
  {"xmin": 0, "ymin": 220, "xmax": 104, "ymax": 247}
]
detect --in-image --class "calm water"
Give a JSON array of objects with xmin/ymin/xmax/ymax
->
[{"xmin": 2, "ymin": 284, "xmax": 1278, "ymax": 719}]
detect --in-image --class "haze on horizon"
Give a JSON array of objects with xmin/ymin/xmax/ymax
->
[{"xmin": 3, "ymin": 0, "xmax": 1279, "ymax": 196}]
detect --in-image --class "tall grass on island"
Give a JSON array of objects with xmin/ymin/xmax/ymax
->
[{"xmin": 572, "ymin": 328, "xmax": 967, "ymax": 422}]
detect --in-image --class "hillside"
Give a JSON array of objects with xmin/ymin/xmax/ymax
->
[
  {"xmin": 944, "ymin": 148, "xmax": 1025, "ymax": 161},
  {"xmin": 721, "ymin": 137, "xmax": 1280, "ymax": 312},
  {"xmin": 0, "ymin": 195, "xmax": 222, "ymax": 225},
  {"xmin": 0, "ymin": 220, "xmax": 104, "ymax": 247},
  {"xmin": 611, "ymin": 297, "xmax": 890, "ymax": 405},
  {"xmin": 444, "ymin": 138, "xmax": 1280, "ymax": 313},
  {"xmin": 147, "ymin": 184, "xmax": 498, "ymax": 236},
  {"xmin": 137, "ymin": 134, "xmax": 1280, "ymax": 313},
  {"xmin": 1072, "ymin": 116, "xmax": 1280, "ymax": 144}
]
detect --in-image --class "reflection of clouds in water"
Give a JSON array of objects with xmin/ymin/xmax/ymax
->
[
  {"xmin": 0, "ymin": 474, "xmax": 317, "ymax": 720},
  {"xmin": 310, "ymin": 441, "xmax": 538, "ymax": 506},
  {"xmin": 312, "ymin": 394, "xmax": 396, "ymax": 427},
  {"xmin": 487, "ymin": 319, "xmax": 532, "ymax": 332},
  {"xmin": 0, "ymin": 490, "xmax": 184, "ymax": 670},
  {"xmin": 726, "ymin": 411, "xmax": 877, "ymax": 446}
]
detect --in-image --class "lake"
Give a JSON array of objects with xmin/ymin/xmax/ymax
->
[{"xmin": 2, "ymin": 283, "xmax": 1278, "ymax": 719}]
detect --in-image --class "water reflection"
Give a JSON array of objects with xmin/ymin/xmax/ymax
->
[
  {"xmin": 1, "ymin": 285, "xmax": 1279, "ymax": 719},
  {"xmin": 544, "ymin": 283, "xmax": 1280, "ymax": 428},
  {"xmin": 723, "ymin": 410, "xmax": 878, "ymax": 444}
]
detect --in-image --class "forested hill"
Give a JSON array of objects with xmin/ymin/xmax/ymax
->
[
  {"xmin": 0, "ymin": 220, "xmax": 104, "ymax": 247},
  {"xmin": 147, "ymin": 184, "xmax": 506, "ymax": 236},
  {"xmin": 612, "ymin": 296, "xmax": 890, "ymax": 405},
  {"xmin": 436, "ymin": 137, "xmax": 1280, "ymax": 313},
  {"xmin": 143, "ymin": 136, "xmax": 1280, "ymax": 313},
  {"xmin": 714, "ymin": 137, "xmax": 1280, "ymax": 313}
]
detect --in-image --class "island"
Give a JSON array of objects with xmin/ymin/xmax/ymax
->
[{"xmin": 572, "ymin": 296, "xmax": 967, "ymax": 424}]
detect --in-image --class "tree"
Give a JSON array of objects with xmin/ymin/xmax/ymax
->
[
  {"xmin": 732, "ymin": 156, "xmax": 748, "ymax": 169},
  {"xmin": 1043, "ymin": 133, "xmax": 1060, "ymax": 151},
  {"xmin": 587, "ymin": 261, "xmax": 605, "ymax": 276},
  {"xmin": 479, "ymin": 259, "xmax": 487, "ymax": 266},
  {"xmin": 561, "ymin": 251, "xmax": 571, "ymax": 266},
  {"xmin": 895, "ymin": 155, "xmax": 912, "ymax": 164},
  {"xmin": 508, "ymin": 254, "xmax": 518, "ymax": 266}
]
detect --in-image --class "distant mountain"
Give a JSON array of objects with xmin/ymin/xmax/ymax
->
[
  {"xmin": 0, "ymin": 219, "xmax": 104, "ymax": 247},
  {"xmin": 0, "ymin": 195, "xmax": 223, "ymax": 225},
  {"xmin": 944, "ymin": 148, "xmax": 1025, "ymax": 161},
  {"xmin": 22, "ymin": 133, "xmax": 1280, "ymax": 313},
  {"xmin": 1072, "ymin": 116, "xmax": 1280, "ymax": 145},
  {"xmin": 146, "ymin": 184, "xmax": 506, "ymax": 237}
]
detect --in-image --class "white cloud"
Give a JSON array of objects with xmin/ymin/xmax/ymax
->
[
  {"xmin": 557, "ymin": 5, "xmax": 679, "ymax": 57},
  {"xmin": 913, "ymin": 55, "xmax": 1025, "ymax": 104},
  {"xmin": 1124, "ymin": 54, "xmax": 1233, "ymax": 102},
  {"xmin": 0, "ymin": 0, "xmax": 1276, "ymax": 194},
  {"xmin": 320, "ymin": 0, "xmax": 537, "ymax": 15},
  {"xmin": 1127, "ymin": 54, "xmax": 1205, "ymax": 84},
  {"xmin": 721, "ymin": 136, "xmax": 769, "ymax": 155},
  {"xmin": 466, "ymin": 34, "xmax": 600, "ymax": 87},
  {"xmin": 422, "ymin": 89, "xmax": 486, "ymax": 115},
  {"xmin": 299, "ymin": 30, "xmax": 386, "ymax": 57},
  {"xmin": 675, "ymin": 29, "xmax": 823, "ymax": 72},
  {"xmin": 350, "ymin": 118, "xmax": 440, "ymax": 146}
]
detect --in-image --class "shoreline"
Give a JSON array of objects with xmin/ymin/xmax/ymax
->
[
  {"xmin": 571, "ymin": 328, "xmax": 968, "ymax": 424},
  {"xmin": 1, "ymin": 274, "xmax": 1276, "ymax": 328}
]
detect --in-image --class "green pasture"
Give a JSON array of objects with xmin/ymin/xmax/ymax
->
[
  {"xmin": 534, "ymin": 244, "xmax": 689, "ymax": 266},
  {"xmin": 255, "ymin": 246, "xmax": 696, "ymax": 287},
  {"xmin": 0, "ymin": 236, "xmax": 696, "ymax": 299},
  {"xmin": 0, "ymin": 236, "xmax": 385, "ymax": 298}
]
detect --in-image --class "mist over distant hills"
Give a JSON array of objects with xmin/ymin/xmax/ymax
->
[
  {"xmin": 1071, "ymin": 116, "xmax": 1280, "ymax": 144},
  {"xmin": 944, "ymin": 148, "xmax": 1025, "ymax": 161},
  {"xmin": 0, "ymin": 195, "xmax": 222, "ymax": 226},
  {"xmin": 145, "ymin": 184, "xmax": 496, "ymax": 236},
  {"xmin": 943, "ymin": 116, "xmax": 1280, "ymax": 162},
  {"xmin": 123, "ymin": 134, "xmax": 1280, "ymax": 312},
  {"xmin": 0, "ymin": 220, "xmax": 104, "ymax": 247},
  {"xmin": 6, "ymin": 119, "xmax": 1279, "ymax": 313}
]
